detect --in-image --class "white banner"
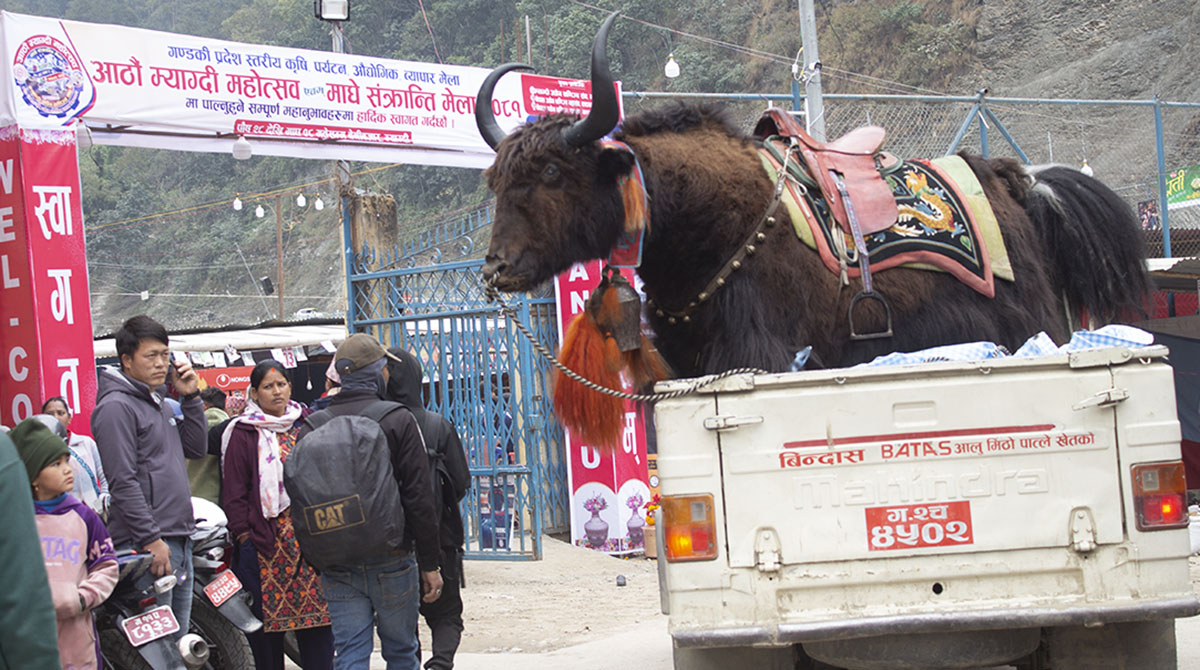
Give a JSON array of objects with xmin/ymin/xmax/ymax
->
[{"xmin": 1, "ymin": 11, "xmax": 618, "ymax": 167}]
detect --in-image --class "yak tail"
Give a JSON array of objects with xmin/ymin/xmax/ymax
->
[{"xmin": 1021, "ymin": 164, "xmax": 1151, "ymax": 325}]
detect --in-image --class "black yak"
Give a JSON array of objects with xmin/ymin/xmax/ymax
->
[{"xmin": 476, "ymin": 13, "xmax": 1149, "ymax": 443}]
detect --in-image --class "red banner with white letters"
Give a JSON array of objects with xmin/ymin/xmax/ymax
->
[
  {"xmin": 0, "ymin": 126, "xmax": 96, "ymax": 433},
  {"xmin": 555, "ymin": 260, "xmax": 652, "ymax": 554}
]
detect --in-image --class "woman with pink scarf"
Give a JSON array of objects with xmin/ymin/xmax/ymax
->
[{"xmin": 221, "ymin": 360, "xmax": 333, "ymax": 670}]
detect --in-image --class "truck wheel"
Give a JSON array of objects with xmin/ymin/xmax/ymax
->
[
  {"xmin": 1039, "ymin": 621, "xmax": 1177, "ymax": 670},
  {"xmin": 672, "ymin": 643, "xmax": 796, "ymax": 670},
  {"xmin": 189, "ymin": 597, "xmax": 256, "ymax": 670}
]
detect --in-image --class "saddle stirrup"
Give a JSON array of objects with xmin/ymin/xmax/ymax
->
[{"xmin": 833, "ymin": 171, "xmax": 893, "ymax": 341}]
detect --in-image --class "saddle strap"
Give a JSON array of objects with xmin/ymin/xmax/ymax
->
[{"xmin": 832, "ymin": 173, "xmax": 874, "ymax": 295}]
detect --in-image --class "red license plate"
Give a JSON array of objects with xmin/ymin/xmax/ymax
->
[
  {"xmin": 865, "ymin": 501, "xmax": 974, "ymax": 552},
  {"xmin": 203, "ymin": 570, "xmax": 242, "ymax": 608},
  {"xmin": 121, "ymin": 606, "xmax": 179, "ymax": 647}
]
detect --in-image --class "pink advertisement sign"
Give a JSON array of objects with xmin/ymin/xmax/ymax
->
[{"xmin": 554, "ymin": 260, "xmax": 651, "ymax": 555}]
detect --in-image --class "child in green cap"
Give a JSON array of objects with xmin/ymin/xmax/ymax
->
[{"xmin": 11, "ymin": 419, "xmax": 118, "ymax": 670}]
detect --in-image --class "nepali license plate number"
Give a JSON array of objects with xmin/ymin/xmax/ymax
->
[
  {"xmin": 203, "ymin": 569, "xmax": 242, "ymax": 607},
  {"xmin": 865, "ymin": 501, "xmax": 974, "ymax": 552},
  {"xmin": 121, "ymin": 606, "xmax": 179, "ymax": 647}
]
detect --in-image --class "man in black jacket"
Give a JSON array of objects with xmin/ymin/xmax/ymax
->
[
  {"xmin": 297, "ymin": 333, "xmax": 442, "ymax": 670},
  {"xmin": 386, "ymin": 347, "xmax": 469, "ymax": 670}
]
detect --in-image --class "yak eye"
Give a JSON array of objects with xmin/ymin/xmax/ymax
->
[{"xmin": 541, "ymin": 163, "xmax": 560, "ymax": 182}]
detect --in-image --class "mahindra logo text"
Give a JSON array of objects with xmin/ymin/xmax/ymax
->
[{"xmin": 792, "ymin": 466, "xmax": 1048, "ymax": 509}]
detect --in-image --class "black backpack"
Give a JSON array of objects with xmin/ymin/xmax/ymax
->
[{"xmin": 284, "ymin": 401, "xmax": 407, "ymax": 571}]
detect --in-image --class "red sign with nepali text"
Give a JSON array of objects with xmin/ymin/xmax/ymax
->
[
  {"xmin": 0, "ymin": 127, "xmax": 96, "ymax": 434},
  {"xmin": 555, "ymin": 260, "xmax": 651, "ymax": 555}
]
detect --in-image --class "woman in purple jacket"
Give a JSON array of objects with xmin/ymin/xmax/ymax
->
[{"xmin": 220, "ymin": 360, "xmax": 333, "ymax": 670}]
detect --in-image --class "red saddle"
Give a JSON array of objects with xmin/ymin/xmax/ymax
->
[{"xmin": 754, "ymin": 109, "xmax": 898, "ymax": 236}]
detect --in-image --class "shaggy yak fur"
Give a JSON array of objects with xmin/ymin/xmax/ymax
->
[{"xmin": 482, "ymin": 101, "xmax": 1151, "ymax": 383}]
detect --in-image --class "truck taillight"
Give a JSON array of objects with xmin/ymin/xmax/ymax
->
[
  {"xmin": 662, "ymin": 494, "xmax": 718, "ymax": 562},
  {"xmin": 1132, "ymin": 461, "xmax": 1188, "ymax": 531}
]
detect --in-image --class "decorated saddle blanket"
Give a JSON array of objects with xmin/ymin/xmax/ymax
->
[{"xmin": 758, "ymin": 138, "xmax": 1013, "ymax": 298}]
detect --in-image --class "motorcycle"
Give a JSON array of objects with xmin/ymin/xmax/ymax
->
[
  {"xmin": 188, "ymin": 497, "xmax": 259, "ymax": 670},
  {"xmin": 97, "ymin": 551, "xmax": 209, "ymax": 670}
]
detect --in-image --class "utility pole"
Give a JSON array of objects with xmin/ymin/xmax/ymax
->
[
  {"xmin": 798, "ymin": 0, "xmax": 826, "ymax": 141},
  {"xmin": 234, "ymin": 242, "xmax": 272, "ymax": 320},
  {"xmin": 274, "ymin": 193, "xmax": 285, "ymax": 319}
]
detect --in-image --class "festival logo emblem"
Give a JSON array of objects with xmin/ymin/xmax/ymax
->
[{"xmin": 12, "ymin": 35, "xmax": 87, "ymax": 119}]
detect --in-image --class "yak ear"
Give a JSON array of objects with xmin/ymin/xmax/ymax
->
[{"xmin": 597, "ymin": 147, "xmax": 635, "ymax": 183}]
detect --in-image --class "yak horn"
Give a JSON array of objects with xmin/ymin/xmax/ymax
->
[
  {"xmin": 475, "ymin": 62, "xmax": 533, "ymax": 151},
  {"xmin": 561, "ymin": 11, "xmax": 621, "ymax": 148}
]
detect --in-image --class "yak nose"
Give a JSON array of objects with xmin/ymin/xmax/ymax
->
[{"xmin": 482, "ymin": 256, "xmax": 508, "ymax": 280}]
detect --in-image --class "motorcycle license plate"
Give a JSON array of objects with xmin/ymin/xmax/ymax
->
[
  {"xmin": 203, "ymin": 569, "xmax": 242, "ymax": 608},
  {"xmin": 121, "ymin": 606, "xmax": 179, "ymax": 647}
]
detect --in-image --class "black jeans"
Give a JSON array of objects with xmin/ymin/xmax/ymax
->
[{"xmin": 417, "ymin": 547, "xmax": 464, "ymax": 670}]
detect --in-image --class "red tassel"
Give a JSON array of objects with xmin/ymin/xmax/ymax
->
[{"xmin": 554, "ymin": 310, "xmax": 625, "ymax": 449}]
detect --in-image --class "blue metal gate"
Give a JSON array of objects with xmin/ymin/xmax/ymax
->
[{"xmin": 343, "ymin": 207, "xmax": 567, "ymax": 560}]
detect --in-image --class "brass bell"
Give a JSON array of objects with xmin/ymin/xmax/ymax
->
[
  {"xmin": 609, "ymin": 272, "xmax": 643, "ymax": 352},
  {"xmin": 587, "ymin": 267, "xmax": 644, "ymax": 352}
]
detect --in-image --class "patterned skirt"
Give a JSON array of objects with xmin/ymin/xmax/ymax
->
[{"xmin": 260, "ymin": 509, "xmax": 331, "ymax": 632}]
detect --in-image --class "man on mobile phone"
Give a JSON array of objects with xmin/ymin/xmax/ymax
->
[{"xmin": 92, "ymin": 315, "xmax": 207, "ymax": 634}]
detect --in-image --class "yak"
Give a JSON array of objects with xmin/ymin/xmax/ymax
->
[{"xmin": 474, "ymin": 13, "xmax": 1149, "ymax": 444}]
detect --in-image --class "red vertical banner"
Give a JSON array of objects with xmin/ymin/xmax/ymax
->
[
  {"xmin": 555, "ymin": 260, "xmax": 652, "ymax": 554},
  {"xmin": 0, "ymin": 127, "xmax": 97, "ymax": 433},
  {"xmin": 0, "ymin": 125, "xmax": 39, "ymax": 427}
]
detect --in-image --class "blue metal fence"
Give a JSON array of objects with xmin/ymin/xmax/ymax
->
[{"xmin": 344, "ymin": 210, "xmax": 567, "ymax": 560}]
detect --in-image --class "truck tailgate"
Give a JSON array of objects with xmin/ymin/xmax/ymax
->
[{"xmin": 711, "ymin": 357, "xmax": 1126, "ymax": 568}]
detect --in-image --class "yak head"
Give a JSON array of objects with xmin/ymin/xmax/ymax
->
[{"xmin": 476, "ymin": 12, "xmax": 635, "ymax": 292}]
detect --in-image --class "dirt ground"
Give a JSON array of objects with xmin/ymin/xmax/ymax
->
[{"xmin": 424, "ymin": 535, "xmax": 662, "ymax": 654}]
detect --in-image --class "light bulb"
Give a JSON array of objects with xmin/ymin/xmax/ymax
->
[
  {"xmin": 232, "ymin": 197, "xmax": 243, "ymax": 211},
  {"xmin": 1080, "ymin": 160, "xmax": 1094, "ymax": 177},
  {"xmin": 296, "ymin": 193, "xmax": 307, "ymax": 207},
  {"xmin": 314, "ymin": 197, "xmax": 325, "ymax": 211},
  {"xmin": 664, "ymin": 54, "xmax": 680, "ymax": 79},
  {"xmin": 255, "ymin": 205, "xmax": 265, "ymax": 218},
  {"xmin": 232, "ymin": 135, "xmax": 252, "ymax": 160}
]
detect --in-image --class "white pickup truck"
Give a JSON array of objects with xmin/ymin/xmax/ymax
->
[{"xmin": 652, "ymin": 345, "xmax": 1198, "ymax": 670}]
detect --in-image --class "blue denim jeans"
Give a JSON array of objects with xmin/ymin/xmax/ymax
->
[
  {"xmin": 126, "ymin": 536, "xmax": 194, "ymax": 638},
  {"xmin": 320, "ymin": 556, "xmax": 420, "ymax": 670}
]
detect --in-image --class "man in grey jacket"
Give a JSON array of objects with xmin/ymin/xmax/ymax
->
[{"xmin": 92, "ymin": 315, "xmax": 207, "ymax": 633}]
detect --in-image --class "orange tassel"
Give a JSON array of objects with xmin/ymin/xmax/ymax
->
[
  {"xmin": 620, "ymin": 173, "xmax": 648, "ymax": 235},
  {"xmin": 554, "ymin": 265, "xmax": 670, "ymax": 450},
  {"xmin": 554, "ymin": 310, "xmax": 625, "ymax": 449},
  {"xmin": 625, "ymin": 334, "xmax": 672, "ymax": 390}
]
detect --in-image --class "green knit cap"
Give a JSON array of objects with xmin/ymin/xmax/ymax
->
[{"xmin": 9, "ymin": 419, "xmax": 69, "ymax": 484}]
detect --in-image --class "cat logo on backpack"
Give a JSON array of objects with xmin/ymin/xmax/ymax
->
[{"xmin": 305, "ymin": 495, "xmax": 366, "ymax": 534}]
